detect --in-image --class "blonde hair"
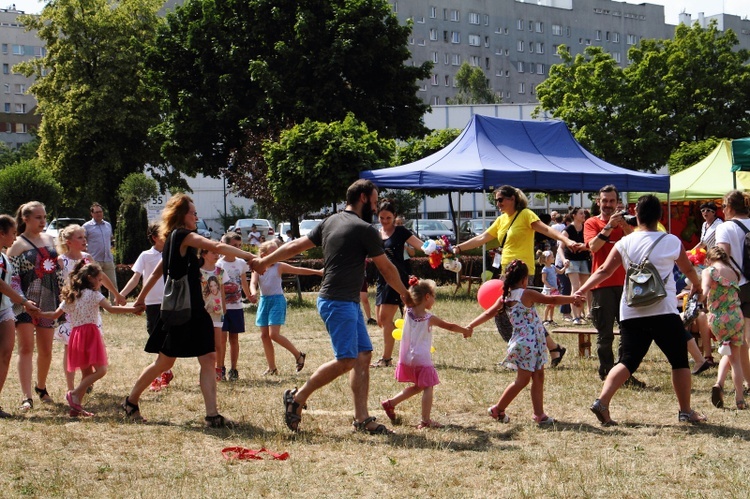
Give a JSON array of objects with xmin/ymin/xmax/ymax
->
[
  {"xmin": 723, "ymin": 190, "xmax": 750, "ymax": 215},
  {"xmin": 705, "ymin": 246, "xmax": 731, "ymax": 266},
  {"xmin": 408, "ymin": 277, "xmax": 436, "ymax": 306},
  {"xmin": 60, "ymin": 261, "xmax": 101, "ymax": 304},
  {"xmin": 259, "ymin": 239, "xmax": 280, "ymax": 255},
  {"xmin": 159, "ymin": 194, "xmax": 193, "ymax": 239},
  {"xmin": 56, "ymin": 224, "xmax": 84, "ymax": 255},
  {"xmin": 15, "ymin": 201, "xmax": 45, "ymax": 234},
  {"xmin": 537, "ymin": 249, "xmax": 553, "ymax": 266},
  {"xmin": 221, "ymin": 232, "xmax": 242, "ymax": 244}
]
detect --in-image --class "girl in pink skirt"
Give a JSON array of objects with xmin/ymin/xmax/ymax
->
[
  {"xmin": 39, "ymin": 261, "xmax": 141, "ymax": 416},
  {"xmin": 380, "ymin": 277, "xmax": 471, "ymax": 429}
]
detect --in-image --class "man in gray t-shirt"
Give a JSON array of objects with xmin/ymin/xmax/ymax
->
[{"xmin": 256, "ymin": 179, "xmax": 412, "ymax": 434}]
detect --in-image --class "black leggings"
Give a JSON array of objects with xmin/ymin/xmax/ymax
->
[{"xmin": 618, "ymin": 314, "xmax": 689, "ymax": 374}]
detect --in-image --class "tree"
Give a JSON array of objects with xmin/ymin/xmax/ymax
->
[
  {"xmin": 447, "ymin": 63, "xmax": 502, "ymax": 104},
  {"xmin": 16, "ymin": 0, "xmax": 163, "ymax": 219},
  {"xmin": 117, "ymin": 173, "xmax": 159, "ymax": 205},
  {"xmin": 0, "ymin": 160, "xmax": 63, "ymax": 214},
  {"xmin": 0, "ymin": 137, "xmax": 39, "ymax": 169},
  {"xmin": 263, "ymin": 114, "xmax": 394, "ymax": 234},
  {"xmin": 148, "ymin": 0, "xmax": 431, "ymax": 182},
  {"xmin": 535, "ymin": 22, "xmax": 750, "ymax": 172},
  {"xmin": 115, "ymin": 195, "xmax": 149, "ymax": 264}
]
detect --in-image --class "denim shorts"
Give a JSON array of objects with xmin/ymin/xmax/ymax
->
[
  {"xmin": 317, "ymin": 297, "xmax": 371, "ymax": 360},
  {"xmin": 255, "ymin": 294, "xmax": 287, "ymax": 327},
  {"xmin": 566, "ymin": 260, "xmax": 590, "ymax": 275},
  {"xmin": 222, "ymin": 308, "xmax": 246, "ymax": 334}
]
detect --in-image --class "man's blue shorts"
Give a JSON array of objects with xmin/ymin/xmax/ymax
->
[
  {"xmin": 255, "ymin": 294, "xmax": 287, "ymax": 327},
  {"xmin": 222, "ymin": 308, "xmax": 246, "ymax": 334},
  {"xmin": 317, "ymin": 298, "xmax": 371, "ymax": 360}
]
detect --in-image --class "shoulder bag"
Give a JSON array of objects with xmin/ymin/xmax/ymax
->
[
  {"xmin": 161, "ymin": 230, "xmax": 192, "ymax": 327},
  {"xmin": 624, "ymin": 233, "xmax": 668, "ymax": 308}
]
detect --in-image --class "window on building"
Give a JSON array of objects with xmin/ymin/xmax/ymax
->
[
  {"xmin": 517, "ymin": 19, "xmax": 523, "ymax": 30},
  {"xmin": 596, "ymin": 30, "xmax": 601, "ymax": 41},
  {"xmin": 468, "ymin": 34, "xmax": 480, "ymax": 46},
  {"xmin": 12, "ymin": 44, "xmax": 23, "ymax": 55},
  {"xmin": 505, "ymin": 48, "xmax": 509, "ymax": 56},
  {"xmin": 552, "ymin": 24, "xmax": 562, "ymax": 36},
  {"xmin": 2, "ymin": 64, "xmax": 7, "ymax": 75},
  {"xmin": 613, "ymin": 32, "xmax": 620, "ymax": 43},
  {"xmin": 444, "ymin": 75, "xmax": 450, "ymax": 86},
  {"xmin": 566, "ymin": 26, "xmax": 571, "ymax": 37},
  {"xmin": 3, "ymin": 84, "xmax": 8, "ymax": 94},
  {"xmin": 392, "ymin": 2, "xmax": 398, "ymax": 13},
  {"xmin": 443, "ymin": 8, "xmax": 448, "ymax": 20},
  {"xmin": 469, "ymin": 12, "xmax": 480, "ymax": 25},
  {"xmin": 431, "ymin": 74, "xmax": 439, "ymax": 86},
  {"xmin": 535, "ymin": 22, "xmax": 543, "ymax": 33},
  {"xmin": 517, "ymin": 61, "xmax": 524, "ymax": 73},
  {"xmin": 585, "ymin": 39, "xmax": 591, "ymax": 45},
  {"xmin": 627, "ymin": 34, "xmax": 637, "ymax": 45},
  {"xmin": 1, "ymin": 44, "xmax": 6, "ymax": 54},
  {"xmin": 613, "ymin": 52, "xmax": 621, "ymax": 63},
  {"xmin": 505, "ymin": 70, "xmax": 510, "ymax": 77},
  {"xmin": 409, "ymin": 37, "xmax": 414, "ymax": 45},
  {"xmin": 553, "ymin": 44, "xmax": 560, "ymax": 56},
  {"xmin": 3, "ymin": 103, "xmax": 9, "ymax": 113},
  {"xmin": 444, "ymin": 52, "xmax": 450, "ymax": 64},
  {"xmin": 429, "ymin": 6, "xmax": 437, "ymax": 18},
  {"xmin": 517, "ymin": 40, "xmax": 524, "ymax": 52},
  {"xmin": 14, "ymin": 84, "xmax": 25, "ymax": 94},
  {"xmin": 451, "ymin": 31, "xmax": 460, "ymax": 44},
  {"xmin": 450, "ymin": 9, "xmax": 459, "ymax": 22},
  {"xmin": 606, "ymin": 31, "xmax": 610, "ymax": 41},
  {"xmin": 14, "ymin": 123, "xmax": 26, "ymax": 134},
  {"xmin": 418, "ymin": 39, "xmax": 426, "ymax": 46},
  {"xmin": 484, "ymin": 36, "xmax": 489, "ymax": 47},
  {"xmin": 432, "ymin": 52, "xmax": 439, "ymax": 63},
  {"xmin": 528, "ymin": 20, "xmax": 533, "ymax": 31},
  {"xmin": 537, "ymin": 43, "xmax": 544, "ymax": 54},
  {"xmin": 452, "ymin": 54, "xmax": 461, "ymax": 65},
  {"xmin": 518, "ymin": 82, "xmax": 525, "ymax": 94},
  {"xmin": 537, "ymin": 63, "xmax": 545, "ymax": 75},
  {"xmin": 429, "ymin": 28, "xmax": 438, "ymax": 41},
  {"xmin": 485, "ymin": 57, "xmax": 490, "ymax": 69},
  {"xmin": 484, "ymin": 14, "xmax": 489, "ymax": 26},
  {"xmin": 470, "ymin": 55, "xmax": 480, "ymax": 67},
  {"xmin": 528, "ymin": 41, "xmax": 534, "ymax": 52},
  {"xmin": 15, "ymin": 103, "xmax": 25, "ymax": 113},
  {"xmin": 432, "ymin": 96, "xmax": 440, "ymax": 105}
]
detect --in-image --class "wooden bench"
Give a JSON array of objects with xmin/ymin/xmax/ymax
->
[{"xmin": 549, "ymin": 327, "xmax": 620, "ymax": 357}]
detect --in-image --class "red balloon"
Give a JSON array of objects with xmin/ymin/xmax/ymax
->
[{"xmin": 477, "ymin": 279, "xmax": 504, "ymax": 310}]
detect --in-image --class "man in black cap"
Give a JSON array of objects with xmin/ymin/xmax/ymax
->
[{"xmin": 691, "ymin": 201, "xmax": 722, "ymax": 252}]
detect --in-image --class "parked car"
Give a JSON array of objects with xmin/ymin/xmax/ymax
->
[
  {"xmin": 458, "ymin": 218, "xmax": 494, "ymax": 242},
  {"xmin": 299, "ymin": 219, "xmax": 322, "ymax": 238},
  {"xmin": 406, "ymin": 219, "xmax": 456, "ymax": 244},
  {"xmin": 44, "ymin": 218, "xmax": 86, "ymax": 241},
  {"xmin": 230, "ymin": 218, "xmax": 274, "ymax": 243},
  {"xmin": 196, "ymin": 218, "xmax": 215, "ymax": 239}
]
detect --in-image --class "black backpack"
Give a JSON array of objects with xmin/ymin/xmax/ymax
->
[{"xmin": 729, "ymin": 220, "xmax": 750, "ymax": 280}]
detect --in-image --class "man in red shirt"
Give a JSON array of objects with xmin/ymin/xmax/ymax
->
[{"xmin": 584, "ymin": 185, "xmax": 641, "ymax": 385}]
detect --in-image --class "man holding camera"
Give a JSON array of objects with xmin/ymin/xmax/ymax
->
[{"xmin": 584, "ymin": 185, "xmax": 643, "ymax": 386}]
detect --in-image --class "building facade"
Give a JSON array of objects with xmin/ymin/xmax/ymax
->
[
  {"xmin": 0, "ymin": 7, "xmax": 43, "ymax": 149},
  {"xmin": 393, "ymin": 0, "xmax": 750, "ymax": 106}
]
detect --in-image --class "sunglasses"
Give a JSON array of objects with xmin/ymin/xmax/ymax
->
[
  {"xmin": 494, "ymin": 196, "xmax": 508, "ymax": 204},
  {"xmin": 700, "ymin": 208, "xmax": 715, "ymax": 213}
]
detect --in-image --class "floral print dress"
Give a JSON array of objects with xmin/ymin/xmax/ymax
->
[
  {"xmin": 705, "ymin": 266, "xmax": 744, "ymax": 345},
  {"xmin": 501, "ymin": 288, "xmax": 548, "ymax": 371}
]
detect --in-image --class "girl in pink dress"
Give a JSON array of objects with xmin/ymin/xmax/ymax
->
[
  {"xmin": 380, "ymin": 277, "xmax": 471, "ymax": 429},
  {"xmin": 39, "ymin": 261, "xmax": 141, "ymax": 416}
]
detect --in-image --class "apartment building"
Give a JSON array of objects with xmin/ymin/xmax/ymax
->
[
  {"xmin": 393, "ymin": 0, "xmax": 750, "ymax": 106},
  {"xmin": 0, "ymin": 6, "xmax": 42, "ymax": 149}
]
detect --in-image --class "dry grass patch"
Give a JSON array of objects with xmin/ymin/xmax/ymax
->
[{"xmin": 0, "ymin": 287, "xmax": 747, "ymax": 497}]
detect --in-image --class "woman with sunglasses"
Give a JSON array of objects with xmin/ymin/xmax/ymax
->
[
  {"xmin": 454, "ymin": 185, "xmax": 585, "ymax": 365},
  {"xmin": 691, "ymin": 201, "xmax": 723, "ymax": 252}
]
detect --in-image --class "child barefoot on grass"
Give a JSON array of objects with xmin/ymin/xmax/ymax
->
[
  {"xmin": 467, "ymin": 260, "xmax": 581, "ymax": 425},
  {"xmin": 250, "ymin": 240, "xmax": 323, "ymax": 375},
  {"xmin": 38, "ymin": 261, "xmax": 142, "ymax": 416},
  {"xmin": 380, "ymin": 277, "xmax": 471, "ymax": 429}
]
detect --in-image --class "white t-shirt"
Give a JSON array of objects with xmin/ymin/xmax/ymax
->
[
  {"xmin": 131, "ymin": 247, "xmax": 165, "ymax": 306},
  {"xmin": 615, "ymin": 231, "xmax": 682, "ymax": 321},
  {"xmin": 216, "ymin": 257, "xmax": 249, "ymax": 309},
  {"xmin": 715, "ymin": 218, "xmax": 750, "ymax": 286}
]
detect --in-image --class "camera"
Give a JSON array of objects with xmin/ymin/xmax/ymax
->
[{"xmin": 615, "ymin": 210, "xmax": 638, "ymax": 227}]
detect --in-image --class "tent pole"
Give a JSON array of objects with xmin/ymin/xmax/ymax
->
[
  {"xmin": 482, "ymin": 190, "xmax": 487, "ymax": 275},
  {"xmin": 667, "ymin": 193, "xmax": 671, "ymax": 233}
]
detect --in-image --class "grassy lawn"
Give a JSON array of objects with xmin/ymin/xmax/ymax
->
[{"xmin": 0, "ymin": 286, "xmax": 746, "ymax": 497}]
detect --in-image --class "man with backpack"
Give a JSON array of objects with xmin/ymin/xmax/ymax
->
[{"xmin": 715, "ymin": 190, "xmax": 750, "ymax": 395}]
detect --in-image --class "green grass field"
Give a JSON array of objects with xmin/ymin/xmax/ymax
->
[{"xmin": 0, "ymin": 287, "xmax": 746, "ymax": 498}]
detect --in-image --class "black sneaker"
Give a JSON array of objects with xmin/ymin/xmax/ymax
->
[
  {"xmin": 623, "ymin": 375, "xmax": 646, "ymax": 389},
  {"xmin": 227, "ymin": 369, "xmax": 239, "ymax": 381},
  {"xmin": 367, "ymin": 318, "xmax": 378, "ymax": 326},
  {"xmin": 221, "ymin": 366, "xmax": 227, "ymax": 382}
]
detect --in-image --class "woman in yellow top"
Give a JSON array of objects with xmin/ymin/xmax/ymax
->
[{"xmin": 454, "ymin": 185, "xmax": 586, "ymax": 366}]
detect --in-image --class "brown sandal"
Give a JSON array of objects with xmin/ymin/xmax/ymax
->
[
  {"xmin": 35, "ymin": 385, "xmax": 53, "ymax": 404},
  {"xmin": 370, "ymin": 357, "xmax": 392, "ymax": 368},
  {"xmin": 205, "ymin": 414, "xmax": 236, "ymax": 428},
  {"xmin": 295, "ymin": 352, "xmax": 306, "ymax": 372},
  {"xmin": 352, "ymin": 416, "xmax": 393, "ymax": 435},
  {"xmin": 121, "ymin": 397, "xmax": 146, "ymax": 422}
]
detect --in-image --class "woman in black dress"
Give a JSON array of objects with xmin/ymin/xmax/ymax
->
[
  {"xmin": 123, "ymin": 194, "xmax": 257, "ymax": 427},
  {"xmin": 371, "ymin": 201, "xmax": 424, "ymax": 368}
]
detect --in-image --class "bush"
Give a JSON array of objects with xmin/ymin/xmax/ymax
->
[
  {"xmin": 115, "ymin": 196, "xmax": 149, "ymax": 264},
  {"xmin": 0, "ymin": 159, "xmax": 62, "ymax": 214}
]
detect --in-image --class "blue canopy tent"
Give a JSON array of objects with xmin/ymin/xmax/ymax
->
[{"xmin": 360, "ymin": 115, "xmax": 670, "ymax": 193}]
